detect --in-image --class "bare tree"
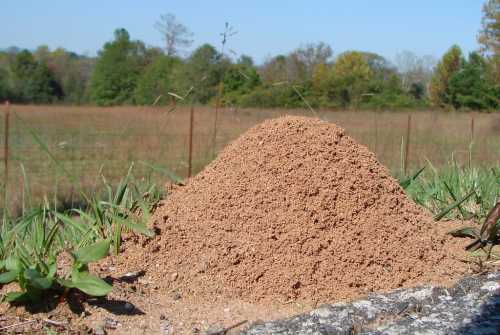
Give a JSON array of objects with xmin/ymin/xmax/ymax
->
[
  {"xmin": 154, "ymin": 13, "xmax": 193, "ymax": 56},
  {"xmin": 395, "ymin": 51, "xmax": 436, "ymax": 91},
  {"xmin": 294, "ymin": 42, "xmax": 333, "ymax": 76},
  {"xmin": 477, "ymin": 0, "xmax": 499, "ymax": 57},
  {"xmin": 259, "ymin": 42, "xmax": 333, "ymax": 84}
]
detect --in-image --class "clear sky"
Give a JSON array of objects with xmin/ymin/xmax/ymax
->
[{"xmin": 1, "ymin": 0, "xmax": 484, "ymax": 64}]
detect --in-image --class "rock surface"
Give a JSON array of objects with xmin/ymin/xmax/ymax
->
[{"xmin": 241, "ymin": 272, "xmax": 500, "ymax": 335}]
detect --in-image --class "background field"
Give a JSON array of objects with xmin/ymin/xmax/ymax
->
[{"xmin": 1, "ymin": 104, "xmax": 499, "ymax": 213}]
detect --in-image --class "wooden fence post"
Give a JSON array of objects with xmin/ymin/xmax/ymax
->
[
  {"xmin": 188, "ymin": 106, "xmax": 194, "ymax": 178},
  {"xmin": 404, "ymin": 114, "xmax": 412, "ymax": 176}
]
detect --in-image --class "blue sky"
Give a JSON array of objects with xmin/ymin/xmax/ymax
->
[{"xmin": 1, "ymin": 0, "xmax": 484, "ymax": 64}]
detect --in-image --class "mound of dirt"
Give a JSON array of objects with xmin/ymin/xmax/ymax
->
[{"xmin": 114, "ymin": 116, "xmax": 467, "ymax": 304}]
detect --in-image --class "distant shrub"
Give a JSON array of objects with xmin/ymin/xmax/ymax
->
[
  {"xmin": 237, "ymin": 85, "xmax": 305, "ymax": 108},
  {"xmin": 361, "ymin": 92, "xmax": 427, "ymax": 110},
  {"xmin": 135, "ymin": 56, "xmax": 180, "ymax": 105}
]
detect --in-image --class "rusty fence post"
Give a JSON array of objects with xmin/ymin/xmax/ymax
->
[
  {"xmin": 404, "ymin": 114, "xmax": 412, "ymax": 176},
  {"xmin": 187, "ymin": 106, "xmax": 194, "ymax": 178}
]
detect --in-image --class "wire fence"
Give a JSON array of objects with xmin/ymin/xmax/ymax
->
[{"xmin": 1, "ymin": 104, "xmax": 499, "ymax": 214}]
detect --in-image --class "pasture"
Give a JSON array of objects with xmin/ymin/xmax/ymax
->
[{"xmin": 1, "ymin": 104, "xmax": 499, "ymax": 213}]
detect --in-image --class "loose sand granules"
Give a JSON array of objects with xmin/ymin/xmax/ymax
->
[{"xmin": 114, "ymin": 116, "xmax": 468, "ymax": 305}]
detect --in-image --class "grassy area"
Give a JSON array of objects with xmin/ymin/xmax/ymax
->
[
  {"xmin": 405, "ymin": 162, "xmax": 499, "ymax": 221},
  {"xmin": 0, "ymin": 167, "xmax": 162, "ymax": 303},
  {"xmin": 1, "ymin": 105, "xmax": 499, "ymax": 213}
]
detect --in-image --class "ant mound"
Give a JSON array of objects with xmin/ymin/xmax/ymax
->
[{"xmin": 116, "ymin": 116, "xmax": 467, "ymax": 304}]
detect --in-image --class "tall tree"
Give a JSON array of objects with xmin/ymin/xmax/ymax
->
[
  {"xmin": 448, "ymin": 52, "xmax": 498, "ymax": 110},
  {"xmin": 428, "ymin": 45, "xmax": 463, "ymax": 107},
  {"xmin": 90, "ymin": 29, "xmax": 148, "ymax": 105},
  {"xmin": 134, "ymin": 55, "xmax": 181, "ymax": 105},
  {"xmin": 155, "ymin": 13, "xmax": 193, "ymax": 56},
  {"xmin": 478, "ymin": 0, "xmax": 499, "ymax": 56},
  {"xmin": 395, "ymin": 51, "xmax": 436, "ymax": 93},
  {"xmin": 223, "ymin": 62, "xmax": 261, "ymax": 94},
  {"xmin": 311, "ymin": 62, "xmax": 330, "ymax": 95},
  {"xmin": 477, "ymin": 0, "xmax": 500, "ymax": 85},
  {"xmin": 34, "ymin": 45, "xmax": 50, "ymax": 63},
  {"xmin": 168, "ymin": 44, "xmax": 227, "ymax": 104},
  {"xmin": 11, "ymin": 50, "xmax": 61, "ymax": 102},
  {"xmin": 11, "ymin": 50, "xmax": 37, "ymax": 81},
  {"xmin": 362, "ymin": 52, "xmax": 397, "ymax": 82},
  {"xmin": 237, "ymin": 54, "xmax": 254, "ymax": 67},
  {"xmin": 290, "ymin": 42, "xmax": 333, "ymax": 80},
  {"xmin": 259, "ymin": 55, "xmax": 288, "ymax": 83},
  {"xmin": 329, "ymin": 51, "xmax": 373, "ymax": 107},
  {"xmin": 10, "ymin": 50, "xmax": 37, "ymax": 101},
  {"xmin": 24, "ymin": 62, "xmax": 63, "ymax": 103},
  {"xmin": 34, "ymin": 47, "xmax": 95, "ymax": 103},
  {"xmin": 0, "ymin": 67, "xmax": 9, "ymax": 100}
]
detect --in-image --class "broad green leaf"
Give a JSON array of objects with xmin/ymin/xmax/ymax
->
[
  {"xmin": 72, "ymin": 239, "xmax": 111, "ymax": 264},
  {"xmin": 24, "ymin": 268, "xmax": 53, "ymax": 290},
  {"xmin": 5, "ymin": 257, "xmax": 22, "ymax": 273},
  {"xmin": 47, "ymin": 261, "xmax": 57, "ymax": 280},
  {"xmin": 0, "ymin": 270, "xmax": 18, "ymax": 284},
  {"xmin": 71, "ymin": 271, "xmax": 112, "ymax": 296},
  {"xmin": 56, "ymin": 278, "xmax": 75, "ymax": 289},
  {"xmin": 4, "ymin": 291, "xmax": 29, "ymax": 302}
]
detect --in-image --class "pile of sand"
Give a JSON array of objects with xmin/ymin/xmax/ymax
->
[{"xmin": 115, "ymin": 116, "xmax": 467, "ymax": 303}]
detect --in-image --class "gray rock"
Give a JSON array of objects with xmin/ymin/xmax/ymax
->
[
  {"xmin": 204, "ymin": 325, "xmax": 225, "ymax": 335},
  {"xmin": 103, "ymin": 317, "xmax": 119, "ymax": 329},
  {"xmin": 161, "ymin": 318, "xmax": 172, "ymax": 335},
  {"xmin": 94, "ymin": 325, "xmax": 106, "ymax": 335},
  {"xmin": 241, "ymin": 272, "xmax": 500, "ymax": 335}
]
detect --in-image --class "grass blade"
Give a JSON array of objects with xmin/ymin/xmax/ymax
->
[
  {"xmin": 399, "ymin": 166, "xmax": 425, "ymax": 190},
  {"xmin": 434, "ymin": 189, "xmax": 476, "ymax": 221}
]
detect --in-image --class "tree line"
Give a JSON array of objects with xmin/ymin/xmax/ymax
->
[{"xmin": 0, "ymin": 0, "xmax": 498, "ymax": 111}]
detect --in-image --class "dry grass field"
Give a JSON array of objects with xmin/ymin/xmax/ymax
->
[{"xmin": 1, "ymin": 104, "xmax": 499, "ymax": 212}]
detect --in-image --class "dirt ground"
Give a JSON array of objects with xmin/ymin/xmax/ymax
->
[{"xmin": 0, "ymin": 229, "xmax": 483, "ymax": 335}]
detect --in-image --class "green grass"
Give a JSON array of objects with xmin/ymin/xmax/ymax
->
[
  {"xmin": 0, "ymin": 166, "xmax": 162, "ymax": 303},
  {"xmin": 404, "ymin": 161, "xmax": 499, "ymax": 221}
]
